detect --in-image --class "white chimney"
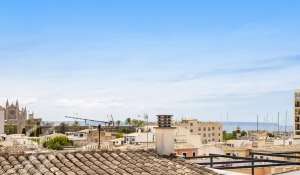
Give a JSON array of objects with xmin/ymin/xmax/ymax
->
[
  {"xmin": 155, "ymin": 115, "xmax": 176, "ymax": 156},
  {"xmin": 0, "ymin": 108, "xmax": 4, "ymax": 135}
]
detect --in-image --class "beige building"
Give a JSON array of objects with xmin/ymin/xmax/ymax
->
[
  {"xmin": 177, "ymin": 118, "xmax": 223, "ymax": 145},
  {"xmin": 86, "ymin": 129, "xmax": 117, "ymax": 143},
  {"xmin": 295, "ymin": 89, "xmax": 300, "ymax": 139}
]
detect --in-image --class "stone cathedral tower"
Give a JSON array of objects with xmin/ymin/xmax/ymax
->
[{"xmin": 2, "ymin": 100, "xmax": 27, "ymax": 134}]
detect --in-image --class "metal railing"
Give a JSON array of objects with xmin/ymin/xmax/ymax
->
[{"xmin": 185, "ymin": 151, "xmax": 300, "ymax": 175}]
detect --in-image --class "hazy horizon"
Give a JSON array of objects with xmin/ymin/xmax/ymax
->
[{"xmin": 1, "ymin": 1, "xmax": 300, "ymax": 124}]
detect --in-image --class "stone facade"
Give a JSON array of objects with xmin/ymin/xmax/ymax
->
[
  {"xmin": 25, "ymin": 117, "xmax": 42, "ymax": 136},
  {"xmin": 1, "ymin": 100, "xmax": 27, "ymax": 134},
  {"xmin": 177, "ymin": 119, "xmax": 223, "ymax": 145},
  {"xmin": 87, "ymin": 129, "xmax": 117, "ymax": 143},
  {"xmin": 0, "ymin": 107, "xmax": 4, "ymax": 134}
]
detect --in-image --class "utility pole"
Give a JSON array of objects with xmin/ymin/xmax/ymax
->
[
  {"xmin": 285, "ymin": 111, "xmax": 288, "ymax": 135},
  {"xmin": 284, "ymin": 111, "xmax": 288, "ymax": 146},
  {"xmin": 144, "ymin": 114, "xmax": 149, "ymax": 150},
  {"xmin": 64, "ymin": 115, "xmax": 112, "ymax": 150},
  {"xmin": 257, "ymin": 115, "xmax": 259, "ymax": 133},
  {"xmin": 277, "ymin": 112, "xmax": 280, "ymax": 137},
  {"xmin": 98, "ymin": 124, "xmax": 101, "ymax": 149}
]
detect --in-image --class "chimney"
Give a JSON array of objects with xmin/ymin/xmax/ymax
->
[{"xmin": 155, "ymin": 115, "xmax": 176, "ymax": 156}]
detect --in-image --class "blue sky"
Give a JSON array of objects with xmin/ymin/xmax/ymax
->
[{"xmin": 0, "ymin": 1, "xmax": 300, "ymax": 123}]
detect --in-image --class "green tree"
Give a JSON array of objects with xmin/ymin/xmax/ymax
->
[
  {"xmin": 131, "ymin": 119, "xmax": 145, "ymax": 127},
  {"xmin": 115, "ymin": 132, "xmax": 124, "ymax": 138},
  {"xmin": 223, "ymin": 131, "xmax": 237, "ymax": 141},
  {"xmin": 22, "ymin": 128, "xmax": 26, "ymax": 135},
  {"xmin": 72, "ymin": 121, "xmax": 80, "ymax": 127},
  {"xmin": 125, "ymin": 118, "xmax": 131, "ymax": 125},
  {"xmin": 58, "ymin": 122, "xmax": 67, "ymax": 134},
  {"xmin": 43, "ymin": 135, "xmax": 72, "ymax": 150},
  {"xmin": 232, "ymin": 131, "xmax": 237, "ymax": 138},
  {"xmin": 241, "ymin": 130, "xmax": 247, "ymax": 137},
  {"xmin": 5, "ymin": 124, "xmax": 17, "ymax": 134}
]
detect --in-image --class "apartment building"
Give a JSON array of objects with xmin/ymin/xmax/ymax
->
[
  {"xmin": 177, "ymin": 118, "xmax": 223, "ymax": 145},
  {"xmin": 294, "ymin": 90, "xmax": 300, "ymax": 139}
]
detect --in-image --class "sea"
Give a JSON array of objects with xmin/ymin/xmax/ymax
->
[
  {"xmin": 222, "ymin": 121, "xmax": 293, "ymax": 132},
  {"xmin": 45, "ymin": 121, "xmax": 293, "ymax": 132}
]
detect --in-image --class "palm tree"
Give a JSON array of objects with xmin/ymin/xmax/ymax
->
[
  {"xmin": 116, "ymin": 120, "xmax": 121, "ymax": 128},
  {"xmin": 125, "ymin": 118, "xmax": 131, "ymax": 125}
]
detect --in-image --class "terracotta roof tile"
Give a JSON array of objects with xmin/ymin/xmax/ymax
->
[{"xmin": 0, "ymin": 151, "xmax": 218, "ymax": 175}]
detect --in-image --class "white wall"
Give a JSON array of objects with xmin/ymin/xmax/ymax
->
[
  {"xmin": 135, "ymin": 133, "xmax": 155, "ymax": 143},
  {"xmin": 124, "ymin": 132, "xmax": 155, "ymax": 144},
  {"xmin": 0, "ymin": 110, "xmax": 4, "ymax": 134},
  {"xmin": 156, "ymin": 128, "xmax": 176, "ymax": 155},
  {"xmin": 197, "ymin": 144, "xmax": 224, "ymax": 156}
]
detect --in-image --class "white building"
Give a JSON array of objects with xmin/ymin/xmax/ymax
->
[
  {"xmin": 0, "ymin": 107, "xmax": 4, "ymax": 134},
  {"xmin": 110, "ymin": 138, "xmax": 125, "ymax": 146},
  {"xmin": 65, "ymin": 131, "xmax": 88, "ymax": 146},
  {"xmin": 124, "ymin": 132, "xmax": 155, "ymax": 144}
]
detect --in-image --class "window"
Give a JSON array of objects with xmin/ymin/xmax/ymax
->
[
  {"xmin": 190, "ymin": 129, "xmax": 193, "ymax": 132},
  {"xmin": 212, "ymin": 127, "xmax": 215, "ymax": 130},
  {"xmin": 212, "ymin": 133, "xmax": 215, "ymax": 136},
  {"xmin": 203, "ymin": 133, "xmax": 206, "ymax": 137},
  {"xmin": 203, "ymin": 127, "xmax": 206, "ymax": 131},
  {"xmin": 183, "ymin": 153, "xmax": 187, "ymax": 158},
  {"xmin": 296, "ymin": 101, "xmax": 300, "ymax": 107},
  {"xmin": 190, "ymin": 123, "xmax": 193, "ymax": 126},
  {"xmin": 198, "ymin": 127, "xmax": 201, "ymax": 131},
  {"xmin": 208, "ymin": 127, "xmax": 211, "ymax": 131},
  {"xmin": 193, "ymin": 152, "xmax": 196, "ymax": 157}
]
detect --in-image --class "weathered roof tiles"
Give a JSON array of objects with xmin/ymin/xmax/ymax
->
[{"xmin": 0, "ymin": 151, "xmax": 218, "ymax": 175}]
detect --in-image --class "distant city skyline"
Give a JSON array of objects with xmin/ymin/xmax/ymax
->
[{"xmin": 0, "ymin": 1, "xmax": 300, "ymax": 122}]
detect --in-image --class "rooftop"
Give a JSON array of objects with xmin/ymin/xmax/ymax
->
[
  {"xmin": 0, "ymin": 150, "xmax": 218, "ymax": 175},
  {"xmin": 252, "ymin": 144, "xmax": 300, "ymax": 153}
]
